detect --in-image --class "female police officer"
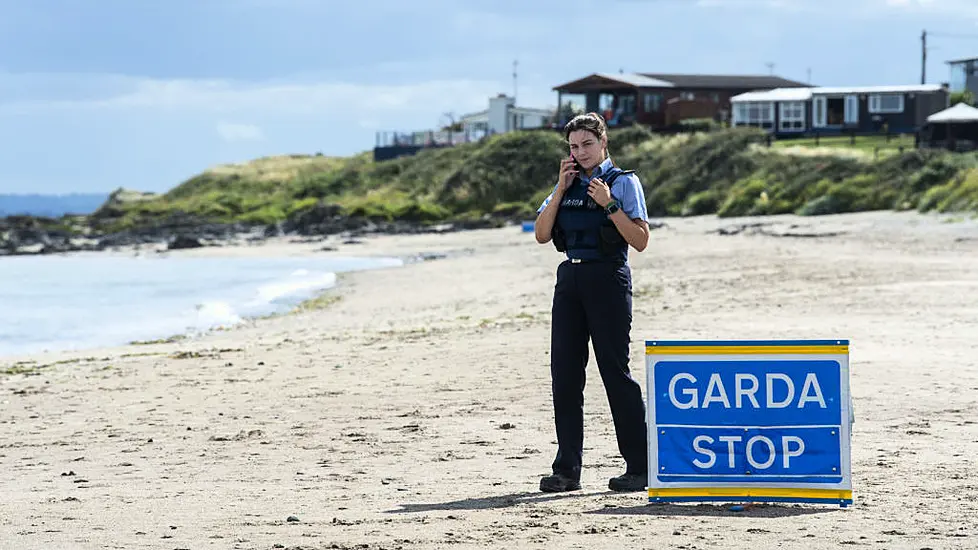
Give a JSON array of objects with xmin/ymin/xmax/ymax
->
[{"xmin": 533, "ymin": 112, "xmax": 650, "ymax": 493}]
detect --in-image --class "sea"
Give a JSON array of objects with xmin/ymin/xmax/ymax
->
[{"xmin": 0, "ymin": 253, "xmax": 403, "ymax": 358}]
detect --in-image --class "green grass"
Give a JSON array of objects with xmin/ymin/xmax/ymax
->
[
  {"xmin": 772, "ymin": 134, "xmax": 916, "ymax": 154},
  {"xmin": 1, "ymin": 362, "xmax": 43, "ymax": 376},
  {"xmin": 290, "ymin": 292, "xmax": 342, "ymax": 313},
  {"xmin": 130, "ymin": 334, "xmax": 188, "ymax": 345}
]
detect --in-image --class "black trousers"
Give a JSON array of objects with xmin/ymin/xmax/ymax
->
[{"xmin": 549, "ymin": 259, "xmax": 648, "ymax": 481}]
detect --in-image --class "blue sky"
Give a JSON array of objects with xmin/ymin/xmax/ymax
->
[{"xmin": 3, "ymin": 0, "xmax": 978, "ymax": 194}]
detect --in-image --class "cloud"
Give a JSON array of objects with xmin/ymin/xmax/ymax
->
[
  {"xmin": 216, "ymin": 122, "xmax": 264, "ymax": 142},
  {"xmin": 693, "ymin": 0, "xmax": 815, "ymax": 9},
  {"xmin": 884, "ymin": 0, "xmax": 934, "ymax": 6},
  {"xmin": 880, "ymin": 0, "xmax": 978, "ymax": 19},
  {"xmin": 883, "ymin": 0, "xmax": 971, "ymax": 11},
  {"xmin": 0, "ymin": 73, "xmax": 503, "ymax": 120},
  {"xmin": 0, "ymin": 71, "xmax": 517, "ymax": 184},
  {"xmin": 692, "ymin": 0, "xmax": 978, "ymax": 16}
]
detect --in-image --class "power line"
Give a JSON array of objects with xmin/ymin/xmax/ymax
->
[{"xmin": 927, "ymin": 31, "xmax": 978, "ymax": 40}]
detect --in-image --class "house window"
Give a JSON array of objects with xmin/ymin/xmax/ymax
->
[
  {"xmin": 644, "ymin": 92, "xmax": 662, "ymax": 112},
  {"xmin": 779, "ymin": 101, "xmax": 806, "ymax": 131},
  {"xmin": 869, "ymin": 94, "xmax": 904, "ymax": 113},
  {"xmin": 732, "ymin": 102, "xmax": 774, "ymax": 129},
  {"xmin": 950, "ymin": 63, "xmax": 969, "ymax": 93},
  {"xmin": 619, "ymin": 94, "xmax": 636, "ymax": 115},
  {"xmin": 680, "ymin": 92, "xmax": 696, "ymax": 100},
  {"xmin": 845, "ymin": 95, "xmax": 859, "ymax": 124}
]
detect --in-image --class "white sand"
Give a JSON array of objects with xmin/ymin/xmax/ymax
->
[{"xmin": 1, "ymin": 211, "xmax": 977, "ymax": 549}]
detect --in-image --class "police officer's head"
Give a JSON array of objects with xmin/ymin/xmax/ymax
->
[{"xmin": 563, "ymin": 112, "xmax": 608, "ymax": 171}]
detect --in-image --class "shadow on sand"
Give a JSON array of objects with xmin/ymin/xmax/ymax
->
[
  {"xmin": 585, "ymin": 502, "xmax": 843, "ymax": 518},
  {"xmin": 387, "ymin": 491, "xmax": 843, "ymax": 518},
  {"xmin": 386, "ymin": 490, "xmax": 603, "ymax": 514}
]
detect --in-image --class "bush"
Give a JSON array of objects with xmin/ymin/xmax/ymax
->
[
  {"xmin": 608, "ymin": 126, "xmax": 654, "ymax": 155},
  {"xmin": 924, "ymin": 168, "xmax": 978, "ymax": 212},
  {"xmin": 237, "ymin": 205, "xmax": 287, "ymax": 225},
  {"xmin": 678, "ymin": 118, "xmax": 722, "ymax": 132},
  {"xmin": 492, "ymin": 201, "xmax": 536, "ymax": 220},
  {"xmin": 639, "ymin": 127, "xmax": 766, "ymax": 216},
  {"xmin": 436, "ymin": 131, "xmax": 567, "ymax": 212},
  {"xmin": 682, "ymin": 190, "xmax": 721, "ymax": 216},
  {"xmin": 718, "ymin": 178, "xmax": 767, "ymax": 217},
  {"xmin": 392, "ymin": 200, "xmax": 452, "ymax": 222}
]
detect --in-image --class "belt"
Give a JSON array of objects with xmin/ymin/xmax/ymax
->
[{"xmin": 568, "ymin": 258, "xmax": 625, "ymax": 265}]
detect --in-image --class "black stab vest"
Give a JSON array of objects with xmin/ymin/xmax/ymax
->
[{"xmin": 551, "ymin": 167, "xmax": 633, "ymax": 263}]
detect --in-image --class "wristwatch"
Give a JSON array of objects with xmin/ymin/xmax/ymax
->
[{"xmin": 604, "ymin": 199, "xmax": 621, "ymax": 215}]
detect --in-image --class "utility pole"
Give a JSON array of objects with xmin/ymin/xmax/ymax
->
[
  {"xmin": 765, "ymin": 62, "xmax": 775, "ymax": 75},
  {"xmin": 921, "ymin": 29, "xmax": 927, "ymax": 84},
  {"xmin": 513, "ymin": 60, "xmax": 518, "ymax": 103}
]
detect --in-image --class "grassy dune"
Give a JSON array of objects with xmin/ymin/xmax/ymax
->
[{"xmin": 88, "ymin": 127, "xmax": 978, "ymax": 234}]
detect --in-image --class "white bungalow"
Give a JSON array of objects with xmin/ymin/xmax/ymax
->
[
  {"xmin": 731, "ymin": 84, "xmax": 949, "ymax": 136},
  {"xmin": 459, "ymin": 94, "xmax": 554, "ymax": 139}
]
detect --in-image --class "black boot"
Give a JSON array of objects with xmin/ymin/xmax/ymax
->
[
  {"xmin": 608, "ymin": 472, "xmax": 646, "ymax": 492},
  {"xmin": 540, "ymin": 473, "xmax": 582, "ymax": 493}
]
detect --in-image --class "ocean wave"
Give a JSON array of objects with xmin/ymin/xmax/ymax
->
[
  {"xmin": 251, "ymin": 269, "xmax": 337, "ymax": 306},
  {"xmin": 189, "ymin": 269, "xmax": 339, "ymax": 333},
  {"xmin": 193, "ymin": 301, "xmax": 244, "ymax": 331},
  {"xmin": 0, "ymin": 255, "xmax": 401, "ymax": 358}
]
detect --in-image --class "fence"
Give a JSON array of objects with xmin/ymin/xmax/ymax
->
[{"xmin": 375, "ymin": 129, "xmax": 480, "ymax": 148}]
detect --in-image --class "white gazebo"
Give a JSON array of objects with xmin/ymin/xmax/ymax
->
[
  {"xmin": 923, "ymin": 102, "xmax": 978, "ymax": 151},
  {"xmin": 926, "ymin": 102, "xmax": 978, "ymax": 123}
]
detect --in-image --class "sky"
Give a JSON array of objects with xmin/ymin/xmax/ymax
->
[{"xmin": 3, "ymin": 0, "xmax": 978, "ymax": 194}]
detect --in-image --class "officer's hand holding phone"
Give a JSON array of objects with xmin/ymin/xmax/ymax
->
[{"xmin": 557, "ymin": 156, "xmax": 578, "ymax": 195}]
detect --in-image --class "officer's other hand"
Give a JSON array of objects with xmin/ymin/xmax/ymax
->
[
  {"xmin": 558, "ymin": 157, "xmax": 577, "ymax": 193},
  {"xmin": 588, "ymin": 178, "xmax": 612, "ymax": 208}
]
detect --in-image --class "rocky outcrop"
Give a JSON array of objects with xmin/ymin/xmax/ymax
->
[
  {"xmin": 0, "ymin": 215, "xmax": 101, "ymax": 256},
  {"xmin": 94, "ymin": 211, "xmax": 251, "ymax": 249},
  {"xmin": 281, "ymin": 201, "xmax": 365, "ymax": 235},
  {"xmin": 167, "ymin": 235, "xmax": 204, "ymax": 250},
  {"xmin": 0, "ymin": 198, "xmax": 518, "ymax": 257}
]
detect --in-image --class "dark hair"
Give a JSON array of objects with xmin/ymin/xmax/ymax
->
[{"xmin": 563, "ymin": 112, "xmax": 608, "ymax": 142}]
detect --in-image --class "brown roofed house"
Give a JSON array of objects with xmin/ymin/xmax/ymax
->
[{"xmin": 552, "ymin": 72, "xmax": 810, "ymax": 128}]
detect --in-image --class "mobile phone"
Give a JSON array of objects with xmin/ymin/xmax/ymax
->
[{"xmin": 571, "ymin": 154, "xmax": 583, "ymax": 171}]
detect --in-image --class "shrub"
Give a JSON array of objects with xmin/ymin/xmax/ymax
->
[
  {"xmin": 718, "ymin": 178, "xmax": 767, "ymax": 217},
  {"xmin": 682, "ymin": 190, "xmax": 721, "ymax": 216}
]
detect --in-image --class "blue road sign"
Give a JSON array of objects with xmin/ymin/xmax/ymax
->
[{"xmin": 645, "ymin": 340, "xmax": 853, "ymax": 507}]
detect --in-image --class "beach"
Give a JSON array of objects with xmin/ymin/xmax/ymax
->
[{"xmin": 2, "ymin": 210, "xmax": 977, "ymax": 549}]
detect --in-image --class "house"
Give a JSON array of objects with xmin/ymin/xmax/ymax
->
[
  {"xmin": 372, "ymin": 94, "xmax": 554, "ymax": 161},
  {"xmin": 730, "ymin": 85, "xmax": 949, "ymax": 136},
  {"xmin": 551, "ymin": 72, "xmax": 809, "ymax": 128},
  {"xmin": 947, "ymin": 57, "xmax": 978, "ymax": 98},
  {"xmin": 458, "ymin": 94, "xmax": 554, "ymax": 139}
]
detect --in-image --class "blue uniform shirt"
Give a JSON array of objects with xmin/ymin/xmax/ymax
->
[{"xmin": 537, "ymin": 157, "xmax": 649, "ymax": 223}]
